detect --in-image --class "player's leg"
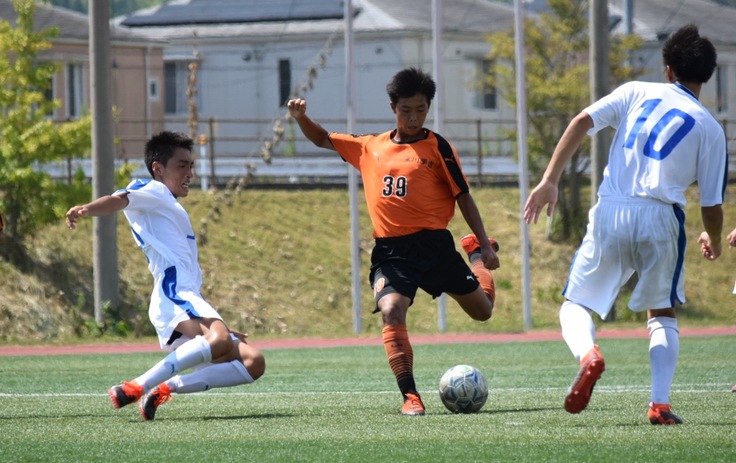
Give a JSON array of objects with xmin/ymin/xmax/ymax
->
[
  {"xmin": 560, "ymin": 301, "xmax": 597, "ymax": 362},
  {"xmin": 140, "ymin": 337, "xmax": 266, "ymax": 420},
  {"xmin": 444, "ymin": 237, "xmax": 494, "ymax": 321},
  {"xmin": 371, "ymin": 238, "xmax": 426, "ymax": 415},
  {"xmin": 558, "ymin": 201, "xmax": 627, "ymax": 414},
  {"xmin": 377, "ymin": 292, "xmax": 425, "ymax": 416},
  {"xmin": 108, "ymin": 317, "xmax": 230, "ymax": 409},
  {"xmin": 632, "ymin": 203, "xmax": 685, "ymax": 424},
  {"xmin": 460, "ymin": 234, "xmax": 498, "ymax": 308},
  {"xmin": 646, "ymin": 307, "xmax": 682, "ymax": 425},
  {"xmin": 137, "ymin": 318, "xmax": 231, "ymax": 389},
  {"xmin": 559, "ymin": 300, "xmax": 604, "ymax": 414},
  {"xmin": 450, "ymin": 287, "xmax": 493, "ymax": 321}
]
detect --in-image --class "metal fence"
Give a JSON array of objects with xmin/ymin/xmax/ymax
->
[{"xmin": 50, "ymin": 115, "xmax": 736, "ymax": 187}]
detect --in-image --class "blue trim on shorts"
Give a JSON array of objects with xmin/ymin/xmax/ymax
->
[
  {"xmin": 162, "ymin": 266, "xmax": 200, "ymax": 318},
  {"xmin": 671, "ymin": 205, "xmax": 686, "ymax": 306},
  {"xmin": 561, "ymin": 249, "xmax": 579, "ymax": 298}
]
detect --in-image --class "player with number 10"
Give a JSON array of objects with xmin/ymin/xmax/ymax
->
[{"xmin": 523, "ymin": 24, "xmax": 727, "ymax": 425}]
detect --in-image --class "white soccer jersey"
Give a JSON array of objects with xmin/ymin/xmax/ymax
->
[
  {"xmin": 116, "ymin": 179, "xmax": 202, "ymax": 291},
  {"xmin": 586, "ymin": 81, "xmax": 728, "ymax": 208},
  {"xmin": 115, "ymin": 179, "xmax": 221, "ymax": 347}
]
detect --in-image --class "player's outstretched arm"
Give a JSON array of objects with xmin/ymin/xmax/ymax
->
[
  {"xmin": 287, "ymin": 98, "xmax": 335, "ymax": 151},
  {"xmin": 698, "ymin": 205, "xmax": 723, "ymax": 260},
  {"xmin": 523, "ymin": 178, "xmax": 559, "ymax": 224},
  {"xmin": 524, "ymin": 112, "xmax": 593, "ymax": 224},
  {"xmin": 66, "ymin": 194, "xmax": 129, "ymax": 230}
]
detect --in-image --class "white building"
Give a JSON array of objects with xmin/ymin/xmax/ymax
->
[{"xmin": 118, "ymin": 0, "xmax": 736, "ymax": 179}]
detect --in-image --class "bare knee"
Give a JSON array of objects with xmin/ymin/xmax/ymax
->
[
  {"xmin": 241, "ymin": 344, "xmax": 266, "ymax": 380},
  {"xmin": 206, "ymin": 327, "xmax": 234, "ymax": 359},
  {"xmin": 377, "ymin": 293, "xmax": 411, "ymax": 325},
  {"xmin": 470, "ymin": 303, "xmax": 492, "ymax": 322}
]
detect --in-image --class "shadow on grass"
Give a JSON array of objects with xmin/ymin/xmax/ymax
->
[{"xmin": 165, "ymin": 412, "xmax": 294, "ymax": 421}]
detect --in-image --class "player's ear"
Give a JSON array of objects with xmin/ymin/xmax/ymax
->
[
  {"xmin": 390, "ymin": 101, "xmax": 396, "ymax": 113},
  {"xmin": 664, "ymin": 65, "xmax": 675, "ymax": 83},
  {"xmin": 152, "ymin": 161, "xmax": 164, "ymax": 179}
]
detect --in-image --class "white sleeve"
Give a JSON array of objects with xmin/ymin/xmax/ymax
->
[
  {"xmin": 697, "ymin": 127, "xmax": 728, "ymax": 207},
  {"xmin": 117, "ymin": 179, "xmax": 166, "ymax": 212},
  {"xmin": 584, "ymin": 82, "xmax": 635, "ymax": 135}
]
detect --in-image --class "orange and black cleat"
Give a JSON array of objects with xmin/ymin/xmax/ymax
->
[
  {"xmin": 401, "ymin": 392, "xmax": 426, "ymax": 416},
  {"xmin": 139, "ymin": 383, "xmax": 173, "ymax": 421},
  {"xmin": 108, "ymin": 381, "xmax": 144, "ymax": 409},
  {"xmin": 648, "ymin": 402, "xmax": 683, "ymax": 425},
  {"xmin": 564, "ymin": 345, "xmax": 605, "ymax": 414}
]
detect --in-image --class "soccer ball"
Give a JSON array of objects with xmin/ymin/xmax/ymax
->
[{"xmin": 438, "ymin": 364, "xmax": 488, "ymax": 413}]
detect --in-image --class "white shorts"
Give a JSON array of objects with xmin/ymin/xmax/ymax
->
[
  {"xmin": 149, "ymin": 283, "xmax": 224, "ymax": 350},
  {"xmin": 563, "ymin": 197, "xmax": 686, "ymax": 318}
]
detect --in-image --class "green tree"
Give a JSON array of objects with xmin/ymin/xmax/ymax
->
[
  {"xmin": 0, "ymin": 0, "xmax": 91, "ymax": 252},
  {"xmin": 485, "ymin": 0, "xmax": 642, "ymax": 241}
]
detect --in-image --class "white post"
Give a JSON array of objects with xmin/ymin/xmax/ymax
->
[
  {"xmin": 432, "ymin": 0, "xmax": 447, "ymax": 332},
  {"xmin": 345, "ymin": 0, "xmax": 362, "ymax": 333},
  {"xmin": 514, "ymin": 0, "xmax": 533, "ymax": 330},
  {"xmin": 199, "ymin": 134, "xmax": 208, "ymax": 191}
]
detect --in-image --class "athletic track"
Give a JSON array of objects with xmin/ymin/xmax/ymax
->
[{"xmin": 1, "ymin": 326, "xmax": 734, "ymax": 356}]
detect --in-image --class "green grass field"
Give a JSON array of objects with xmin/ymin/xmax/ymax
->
[{"xmin": 1, "ymin": 337, "xmax": 735, "ymax": 462}]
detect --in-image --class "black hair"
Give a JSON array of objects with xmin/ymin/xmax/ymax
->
[
  {"xmin": 143, "ymin": 131, "xmax": 194, "ymax": 178},
  {"xmin": 662, "ymin": 24, "xmax": 717, "ymax": 84},
  {"xmin": 386, "ymin": 67, "xmax": 436, "ymax": 105}
]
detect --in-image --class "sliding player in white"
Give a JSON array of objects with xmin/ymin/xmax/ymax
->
[
  {"xmin": 66, "ymin": 131, "xmax": 265, "ymax": 420},
  {"xmin": 523, "ymin": 24, "xmax": 726, "ymax": 425}
]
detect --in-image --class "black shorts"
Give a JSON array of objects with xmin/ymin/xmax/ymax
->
[{"xmin": 369, "ymin": 229, "xmax": 479, "ymax": 310}]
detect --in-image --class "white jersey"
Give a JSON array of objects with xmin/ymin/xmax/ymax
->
[
  {"xmin": 116, "ymin": 179, "xmax": 202, "ymax": 292},
  {"xmin": 115, "ymin": 179, "xmax": 221, "ymax": 348},
  {"xmin": 586, "ymin": 81, "xmax": 727, "ymax": 208}
]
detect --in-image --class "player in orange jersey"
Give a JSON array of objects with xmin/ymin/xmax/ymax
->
[{"xmin": 288, "ymin": 67, "xmax": 499, "ymax": 416}]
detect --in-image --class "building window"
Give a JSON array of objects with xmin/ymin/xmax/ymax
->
[
  {"xmin": 44, "ymin": 77, "xmax": 54, "ymax": 104},
  {"xmin": 148, "ymin": 77, "xmax": 160, "ymax": 102},
  {"xmin": 716, "ymin": 65, "xmax": 727, "ymax": 114},
  {"xmin": 473, "ymin": 59, "xmax": 496, "ymax": 110},
  {"xmin": 67, "ymin": 63, "xmax": 86, "ymax": 119},
  {"xmin": 279, "ymin": 59, "xmax": 291, "ymax": 107},
  {"xmin": 165, "ymin": 61, "xmax": 200, "ymax": 114}
]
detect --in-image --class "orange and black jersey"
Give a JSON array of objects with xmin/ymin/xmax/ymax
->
[{"xmin": 330, "ymin": 128, "xmax": 470, "ymax": 238}]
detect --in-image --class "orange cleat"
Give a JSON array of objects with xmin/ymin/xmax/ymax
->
[
  {"xmin": 648, "ymin": 402, "xmax": 683, "ymax": 425},
  {"xmin": 564, "ymin": 345, "xmax": 605, "ymax": 414},
  {"xmin": 108, "ymin": 381, "xmax": 144, "ymax": 409},
  {"xmin": 401, "ymin": 392, "xmax": 426, "ymax": 416},
  {"xmin": 139, "ymin": 383, "xmax": 172, "ymax": 421},
  {"xmin": 460, "ymin": 234, "xmax": 500, "ymax": 256}
]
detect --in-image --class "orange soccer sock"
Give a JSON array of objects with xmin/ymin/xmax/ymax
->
[
  {"xmin": 382, "ymin": 324, "xmax": 417, "ymax": 395},
  {"xmin": 471, "ymin": 257, "xmax": 496, "ymax": 304}
]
